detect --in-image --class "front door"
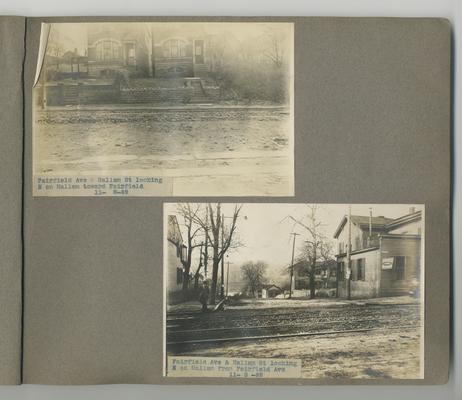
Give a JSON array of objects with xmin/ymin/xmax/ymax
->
[
  {"xmin": 194, "ymin": 40, "xmax": 204, "ymax": 64},
  {"xmin": 124, "ymin": 43, "xmax": 135, "ymax": 66}
]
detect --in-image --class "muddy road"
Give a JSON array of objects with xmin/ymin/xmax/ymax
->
[{"xmin": 166, "ymin": 302, "xmax": 422, "ymax": 379}]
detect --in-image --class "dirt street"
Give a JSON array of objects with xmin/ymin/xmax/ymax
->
[
  {"xmin": 166, "ymin": 299, "xmax": 422, "ymax": 379},
  {"xmin": 174, "ymin": 328, "xmax": 421, "ymax": 379},
  {"xmin": 33, "ymin": 106, "xmax": 293, "ymax": 196}
]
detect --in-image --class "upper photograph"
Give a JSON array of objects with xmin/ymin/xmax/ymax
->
[{"xmin": 32, "ymin": 22, "xmax": 294, "ymax": 197}]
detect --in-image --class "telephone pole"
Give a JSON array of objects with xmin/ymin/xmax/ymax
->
[
  {"xmin": 226, "ymin": 259, "xmax": 232, "ymax": 297},
  {"xmin": 204, "ymin": 213, "xmax": 208, "ymax": 280},
  {"xmin": 288, "ymin": 232, "xmax": 300, "ymax": 299},
  {"xmin": 220, "ymin": 213, "xmax": 225, "ymax": 299}
]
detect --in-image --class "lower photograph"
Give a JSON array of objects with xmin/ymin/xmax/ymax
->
[{"xmin": 163, "ymin": 203, "xmax": 424, "ymax": 380}]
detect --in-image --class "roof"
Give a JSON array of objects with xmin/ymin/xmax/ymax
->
[
  {"xmin": 61, "ymin": 50, "xmax": 82, "ymax": 60},
  {"xmin": 167, "ymin": 215, "xmax": 183, "ymax": 244},
  {"xmin": 293, "ymin": 259, "xmax": 337, "ymax": 271},
  {"xmin": 261, "ymin": 284, "xmax": 283, "ymax": 291},
  {"xmin": 385, "ymin": 211, "xmax": 422, "ymax": 231},
  {"xmin": 333, "ymin": 215, "xmax": 395, "ymax": 238},
  {"xmin": 333, "ymin": 210, "xmax": 422, "ymax": 239}
]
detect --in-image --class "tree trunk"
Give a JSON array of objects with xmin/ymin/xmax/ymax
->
[
  {"xmin": 210, "ymin": 257, "xmax": 219, "ymax": 305},
  {"xmin": 181, "ymin": 229, "xmax": 194, "ymax": 294},
  {"xmin": 182, "ymin": 268, "xmax": 189, "ymax": 291},
  {"xmin": 182, "ymin": 259, "xmax": 191, "ymax": 294},
  {"xmin": 310, "ymin": 263, "xmax": 316, "ymax": 299}
]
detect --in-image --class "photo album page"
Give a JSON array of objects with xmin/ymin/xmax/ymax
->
[{"xmin": 0, "ymin": 16, "xmax": 450, "ymax": 385}]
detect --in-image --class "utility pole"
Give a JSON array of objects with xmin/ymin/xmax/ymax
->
[
  {"xmin": 288, "ymin": 232, "xmax": 300, "ymax": 299},
  {"xmin": 226, "ymin": 259, "xmax": 232, "ymax": 297},
  {"xmin": 204, "ymin": 213, "xmax": 208, "ymax": 280},
  {"xmin": 346, "ymin": 205, "xmax": 352, "ymax": 300},
  {"xmin": 220, "ymin": 213, "xmax": 225, "ymax": 299},
  {"xmin": 369, "ymin": 207, "xmax": 373, "ymax": 238}
]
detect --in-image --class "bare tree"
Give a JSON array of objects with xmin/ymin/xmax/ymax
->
[
  {"xmin": 194, "ymin": 203, "xmax": 243, "ymax": 304},
  {"xmin": 318, "ymin": 241, "xmax": 334, "ymax": 288},
  {"xmin": 284, "ymin": 205, "xmax": 329, "ymax": 299},
  {"xmin": 193, "ymin": 242, "xmax": 207, "ymax": 290},
  {"xmin": 262, "ymin": 30, "xmax": 284, "ymax": 68},
  {"xmin": 46, "ymin": 29, "xmax": 65, "ymax": 71},
  {"xmin": 241, "ymin": 261, "xmax": 267, "ymax": 297}
]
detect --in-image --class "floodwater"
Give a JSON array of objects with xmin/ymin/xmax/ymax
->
[{"xmin": 34, "ymin": 107, "xmax": 293, "ymax": 196}]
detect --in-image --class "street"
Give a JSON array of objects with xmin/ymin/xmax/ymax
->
[
  {"xmin": 166, "ymin": 298, "xmax": 422, "ymax": 379},
  {"xmin": 33, "ymin": 106, "xmax": 293, "ymax": 196}
]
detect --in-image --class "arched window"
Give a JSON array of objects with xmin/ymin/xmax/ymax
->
[
  {"xmin": 95, "ymin": 39, "xmax": 121, "ymax": 61},
  {"xmin": 162, "ymin": 39, "xmax": 187, "ymax": 58}
]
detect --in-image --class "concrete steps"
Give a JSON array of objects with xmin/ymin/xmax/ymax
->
[{"xmin": 62, "ymin": 85, "xmax": 79, "ymax": 104}]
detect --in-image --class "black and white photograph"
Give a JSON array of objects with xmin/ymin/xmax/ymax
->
[
  {"xmin": 164, "ymin": 203, "xmax": 424, "ymax": 379},
  {"xmin": 32, "ymin": 22, "xmax": 294, "ymax": 196}
]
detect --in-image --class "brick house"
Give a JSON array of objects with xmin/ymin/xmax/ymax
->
[
  {"xmin": 86, "ymin": 23, "xmax": 220, "ymax": 80},
  {"xmin": 40, "ymin": 23, "xmax": 222, "ymax": 106},
  {"xmin": 334, "ymin": 208, "xmax": 422, "ymax": 299}
]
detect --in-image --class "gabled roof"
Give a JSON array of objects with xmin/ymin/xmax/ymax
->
[
  {"xmin": 261, "ymin": 284, "xmax": 283, "ymax": 291},
  {"xmin": 333, "ymin": 215, "xmax": 394, "ymax": 238},
  {"xmin": 167, "ymin": 215, "xmax": 183, "ymax": 244},
  {"xmin": 385, "ymin": 211, "xmax": 422, "ymax": 231},
  {"xmin": 62, "ymin": 50, "xmax": 79, "ymax": 59}
]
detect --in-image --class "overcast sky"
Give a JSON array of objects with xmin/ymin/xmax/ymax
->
[
  {"xmin": 46, "ymin": 22, "xmax": 292, "ymax": 55},
  {"xmin": 165, "ymin": 203, "xmax": 423, "ymax": 272}
]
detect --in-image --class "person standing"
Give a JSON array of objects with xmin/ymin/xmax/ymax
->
[{"xmin": 199, "ymin": 280, "xmax": 210, "ymax": 312}]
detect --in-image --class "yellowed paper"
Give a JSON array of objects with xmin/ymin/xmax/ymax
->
[
  {"xmin": 164, "ymin": 203, "xmax": 425, "ymax": 379},
  {"xmin": 167, "ymin": 356, "xmax": 302, "ymax": 378},
  {"xmin": 32, "ymin": 22, "xmax": 294, "ymax": 197}
]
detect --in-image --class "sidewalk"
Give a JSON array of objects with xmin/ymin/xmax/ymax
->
[
  {"xmin": 167, "ymin": 295, "xmax": 420, "ymax": 314},
  {"xmin": 36, "ymin": 103, "xmax": 289, "ymax": 112}
]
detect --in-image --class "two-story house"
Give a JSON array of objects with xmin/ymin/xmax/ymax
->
[
  {"xmin": 167, "ymin": 215, "xmax": 187, "ymax": 302},
  {"xmin": 333, "ymin": 208, "xmax": 422, "ymax": 299},
  {"xmin": 86, "ymin": 23, "xmax": 216, "ymax": 79},
  {"xmin": 292, "ymin": 259, "xmax": 338, "ymax": 293}
]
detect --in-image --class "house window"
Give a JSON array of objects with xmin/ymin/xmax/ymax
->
[
  {"xmin": 163, "ymin": 39, "xmax": 187, "ymax": 58},
  {"xmin": 95, "ymin": 39, "xmax": 121, "ymax": 61},
  {"xmin": 180, "ymin": 245, "xmax": 187, "ymax": 263},
  {"xmin": 338, "ymin": 242, "xmax": 344, "ymax": 254},
  {"xmin": 351, "ymin": 260, "xmax": 357, "ymax": 281},
  {"xmin": 357, "ymin": 258, "xmax": 366, "ymax": 281},
  {"xmin": 176, "ymin": 267, "xmax": 183, "ymax": 285},
  {"xmin": 394, "ymin": 256, "xmax": 406, "ymax": 280},
  {"xmin": 355, "ymin": 236, "xmax": 361, "ymax": 250},
  {"xmin": 338, "ymin": 262, "xmax": 345, "ymax": 280}
]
